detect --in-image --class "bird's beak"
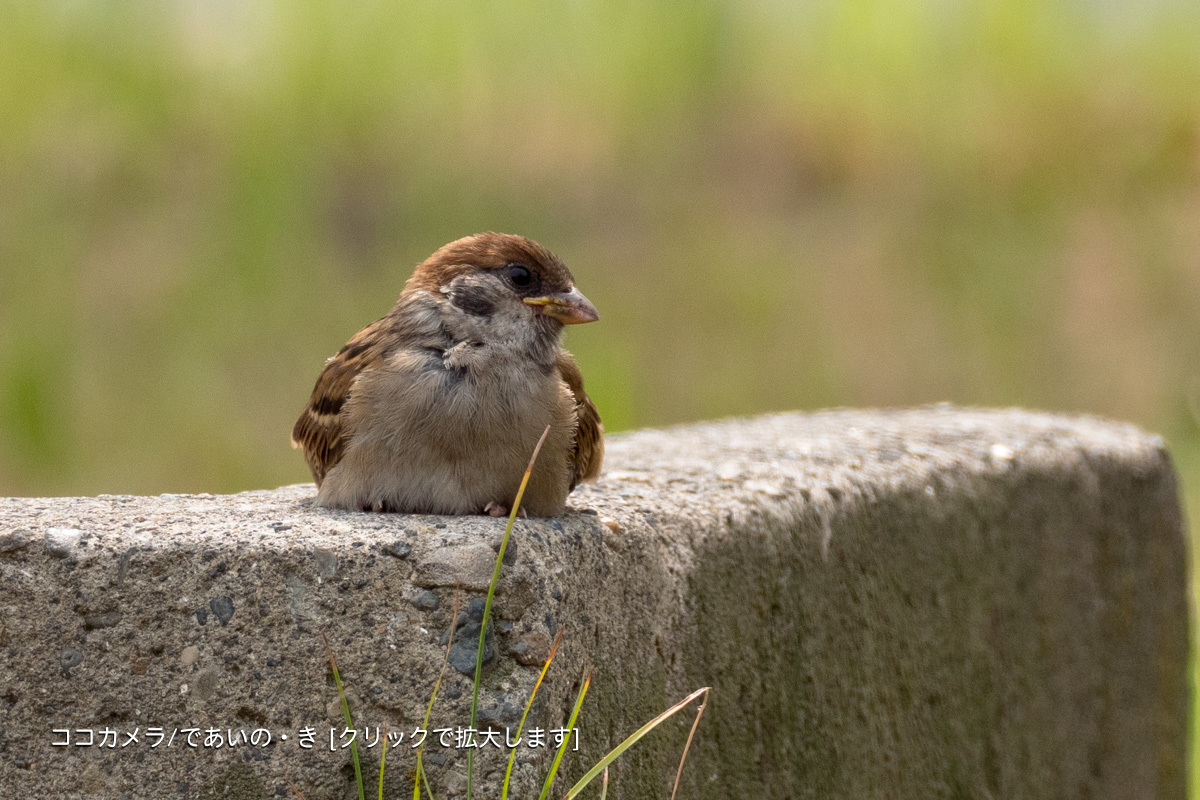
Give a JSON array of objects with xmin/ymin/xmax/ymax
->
[{"xmin": 523, "ymin": 287, "xmax": 600, "ymax": 325}]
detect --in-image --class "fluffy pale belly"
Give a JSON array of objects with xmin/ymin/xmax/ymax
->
[{"xmin": 316, "ymin": 351, "xmax": 575, "ymax": 515}]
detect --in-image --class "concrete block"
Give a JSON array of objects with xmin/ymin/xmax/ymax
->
[{"xmin": 0, "ymin": 407, "xmax": 1188, "ymax": 799}]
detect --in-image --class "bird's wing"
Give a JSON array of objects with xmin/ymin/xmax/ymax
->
[
  {"xmin": 557, "ymin": 351, "xmax": 604, "ymax": 489},
  {"xmin": 291, "ymin": 318, "xmax": 395, "ymax": 485}
]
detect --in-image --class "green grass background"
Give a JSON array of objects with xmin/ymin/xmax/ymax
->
[{"xmin": 1, "ymin": 0, "xmax": 1198, "ymax": 788}]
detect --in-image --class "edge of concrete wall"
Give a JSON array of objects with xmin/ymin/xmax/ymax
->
[{"xmin": 0, "ymin": 406, "xmax": 1189, "ymax": 799}]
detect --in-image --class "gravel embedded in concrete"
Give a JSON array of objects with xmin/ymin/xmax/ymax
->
[{"xmin": 0, "ymin": 407, "xmax": 1188, "ymax": 799}]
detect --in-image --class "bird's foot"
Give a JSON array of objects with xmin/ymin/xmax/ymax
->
[{"xmin": 484, "ymin": 502, "xmax": 526, "ymax": 518}]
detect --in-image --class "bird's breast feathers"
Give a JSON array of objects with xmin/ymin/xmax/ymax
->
[
  {"xmin": 366, "ymin": 340, "xmax": 567, "ymax": 428},
  {"xmin": 293, "ymin": 232, "xmax": 601, "ymax": 514}
]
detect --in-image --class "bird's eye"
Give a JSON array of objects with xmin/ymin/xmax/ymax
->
[{"xmin": 506, "ymin": 264, "xmax": 532, "ymax": 287}]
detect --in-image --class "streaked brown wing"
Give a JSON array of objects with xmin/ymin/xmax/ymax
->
[
  {"xmin": 556, "ymin": 351, "xmax": 604, "ymax": 489},
  {"xmin": 291, "ymin": 318, "xmax": 394, "ymax": 485}
]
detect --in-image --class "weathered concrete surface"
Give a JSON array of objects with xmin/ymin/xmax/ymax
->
[{"xmin": 0, "ymin": 407, "xmax": 1188, "ymax": 800}]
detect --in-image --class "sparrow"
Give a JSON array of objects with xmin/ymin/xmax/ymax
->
[{"xmin": 291, "ymin": 232, "xmax": 603, "ymax": 517}]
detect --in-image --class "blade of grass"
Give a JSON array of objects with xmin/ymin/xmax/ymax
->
[
  {"xmin": 537, "ymin": 671, "xmax": 591, "ymax": 800},
  {"xmin": 561, "ymin": 687, "xmax": 710, "ymax": 800},
  {"xmin": 500, "ymin": 627, "xmax": 566, "ymax": 800},
  {"xmin": 414, "ymin": 588, "xmax": 462, "ymax": 800},
  {"xmin": 599, "ymin": 767, "xmax": 608, "ymax": 800},
  {"xmin": 467, "ymin": 425, "xmax": 552, "ymax": 800},
  {"xmin": 324, "ymin": 633, "xmax": 365, "ymax": 800},
  {"xmin": 417, "ymin": 760, "xmax": 436, "ymax": 800},
  {"xmin": 668, "ymin": 690, "xmax": 709, "ymax": 800},
  {"xmin": 377, "ymin": 725, "xmax": 388, "ymax": 800}
]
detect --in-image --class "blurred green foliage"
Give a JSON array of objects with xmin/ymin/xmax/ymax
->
[
  {"xmin": 0, "ymin": 0, "xmax": 1199, "ymax": 788},
  {"xmin": 1, "ymin": 1, "xmax": 1197, "ymax": 503},
  {"xmin": 0, "ymin": 12, "xmax": 1195, "ymax": 477}
]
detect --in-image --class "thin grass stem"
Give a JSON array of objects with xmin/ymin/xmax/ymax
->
[
  {"xmin": 377, "ymin": 725, "xmax": 388, "ymax": 800},
  {"xmin": 467, "ymin": 425, "xmax": 551, "ymax": 800},
  {"xmin": 323, "ymin": 633, "xmax": 365, "ymax": 800},
  {"xmin": 413, "ymin": 588, "xmax": 461, "ymax": 800},
  {"xmin": 417, "ymin": 759, "xmax": 436, "ymax": 800},
  {"xmin": 500, "ymin": 627, "xmax": 565, "ymax": 800},
  {"xmin": 562, "ymin": 687, "xmax": 710, "ymax": 800},
  {"xmin": 536, "ymin": 671, "xmax": 591, "ymax": 800},
  {"xmin": 668, "ymin": 692, "xmax": 709, "ymax": 800}
]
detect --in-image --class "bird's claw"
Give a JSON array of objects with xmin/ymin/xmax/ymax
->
[{"xmin": 484, "ymin": 502, "xmax": 526, "ymax": 518}]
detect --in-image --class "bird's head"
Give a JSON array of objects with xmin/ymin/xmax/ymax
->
[{"xmin": 405, "ymin": 233, "xmax": 599, "ymax": 343}]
